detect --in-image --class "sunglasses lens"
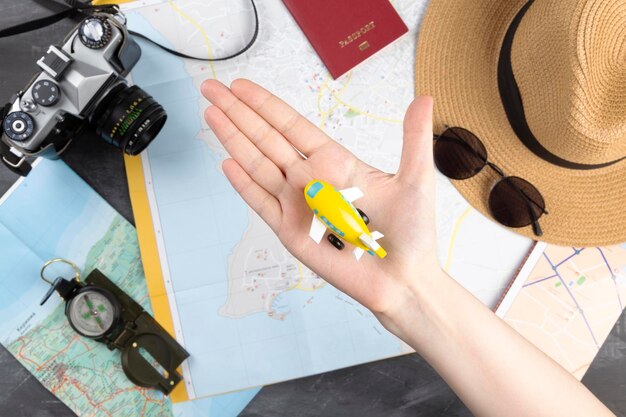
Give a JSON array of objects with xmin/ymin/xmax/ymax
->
[
  {"xmin": 489, "ymin": 176, "xmax": 545, "ymax": 228},
  {"xmin": 434, "ymin": 127, "xmax": 488, "ymax": 180}
]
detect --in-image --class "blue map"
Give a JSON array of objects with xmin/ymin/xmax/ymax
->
[
  {"xmin": 123, "ymin": 0, "xmax": 417, "ymax": 398},
  {"xmin": 0, "ymin": 159, "xmax": 256, "ymax": 416}
]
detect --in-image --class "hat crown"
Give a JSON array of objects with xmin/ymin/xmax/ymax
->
[{"xmin": 511, "ymin": 0, "xmax": 626, "ymax": 165}]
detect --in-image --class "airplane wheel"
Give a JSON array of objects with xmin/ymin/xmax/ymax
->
[
  {"xmin": 327, "ymin": 234, "xmax": 345, "ymax": 250},
  {"xmin": 357, "ymin": 208, "xmax": 370, "ymax": 225}
]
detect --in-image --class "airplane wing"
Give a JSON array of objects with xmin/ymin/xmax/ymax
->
[
  {"xmin": 371, "ymin": 231, "xmax": 384, "ymax": 240},
  {"xmin": 353, "ymin": 247, "xmax": 365, "ymax": 260},
  {"xmin": 309, "ymin": 215, "xmax": 326, "ymax": 244},
  {"xmin": 339, "ymin": 187, "xmax": 364, "ymax": 203}
]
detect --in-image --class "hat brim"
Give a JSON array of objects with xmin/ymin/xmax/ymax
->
[{"xmin": 415, "ymin": 0, "xmax": 626, "ymax": 246}]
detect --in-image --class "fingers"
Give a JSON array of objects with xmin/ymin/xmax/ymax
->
[
  {"xmin": 201, "ymin": 80, "xmax": 304, "ymax": 172},
  {"xmin": 222, "ymin": 159, "xmax": 282, "ymax": 232},
  {"xmin": 205, "ymin": 105, "xmax": 286, "ymax": 198},
  {"xmin": 397, "ymin": 96, "xmax": 435, "ymax": 181},
  {"xmin": 229, "ymin": 78, "xmax": 332, "ymax": 156}
]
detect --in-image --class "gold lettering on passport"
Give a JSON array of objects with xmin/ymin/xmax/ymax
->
[{"xmin": 339, "ymin": 21, "xmax": 375, "ymax": 49}]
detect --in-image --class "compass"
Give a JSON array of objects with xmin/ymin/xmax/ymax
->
[
  {"xmin": 39, "ymin": 258, "xmax": 190, "ymax": 395},
  {"xmin": 67, "ymin": 287, "xmax": 120, "ymax": 338}
]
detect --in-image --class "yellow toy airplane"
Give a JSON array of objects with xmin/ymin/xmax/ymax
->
[{"xmin": 304, "ymin": 180, "xmax": 387, "ymax": 260}]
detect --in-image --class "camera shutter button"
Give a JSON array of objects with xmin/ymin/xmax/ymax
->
[{"xmin": 21, "ymin": 99, "xmax": 37, "ymax": 113}]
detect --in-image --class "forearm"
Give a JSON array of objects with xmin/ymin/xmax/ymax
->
[{"xmin": 378, "ymin": 269, "xmax": 615, "ymax": 417}]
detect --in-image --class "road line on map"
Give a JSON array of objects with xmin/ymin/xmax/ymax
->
[
  {"xmin": 555, "ymin": 249, "xmax": 583, "ymax": 268},
  {"xmin": 329, "ymin": 89, "xmax": 402, "ymax": 124},
  {"xmin": 544, "ymin": 252, "xmax": 600, "ymax": 348},
  {"xmin": 318, "ymin": 73, "xmax": 352, "ymax": 130},
  {"xmin": 597, "ymin": 247, "xmax": 624, "ymax": 311},
  {"xmin": 443, "ymin": 206, "xmax": 473, "ymax": 273},
  {"xmin": 168, "ymin": 0, "xmax": 218, "ymax": 79},
  {"xmin": 317, "ymin": 72, "xmax": 403, "ymax": 128},
  {"xmin": 523, "ymin": 274, "xmax": 558, "ymax": 287}
]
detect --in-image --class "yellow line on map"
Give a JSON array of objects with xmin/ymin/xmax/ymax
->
[
  {"xmin": 293, "ymin": 261, "xmax": 304, "ymax": 289},
  {"xmin": 124, "ymin": 154, "xmax": 189, "ymax": 403},
  {"xmin": 330, "ymin": 89, "xmax": 403, "ymax": 124},
  {"xmin": 317, "ymin": 72, "xmax": 403, "ymax": 128},
  {"xmin": 444, "ymin": 206, "xmax": 473, "ymax": 273},
  {"xmin": 167, "ymin": 0, "xmax": 218, "ymax": 79},
  {"xmin": 318, "ymin": 74, "xmax": 349, "ymax": 130},
  {"xmin": 290, "ymin": 261, "xmax": 326, "ymax": 291}
]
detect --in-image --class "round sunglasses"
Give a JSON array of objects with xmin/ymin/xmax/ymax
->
[{"xmin": 433, "ymin": 126, "xmax": 547, "ymax": 237}]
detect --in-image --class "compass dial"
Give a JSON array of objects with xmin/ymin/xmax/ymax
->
[{"xmin": 67, "ymin": 288, "xmax": 119, "ymax": 337}]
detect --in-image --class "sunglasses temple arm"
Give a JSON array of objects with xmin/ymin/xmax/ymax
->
[
  {"xmin": 518, "ymin": 188, "xmax": 549, "ymax": 215},
  {"xmin": 513, "ymin": 186, "xmax": 544, "ymax": 237},
  {"xmin": 531, "ymin": 219, "xmax": 543, "ymax": 237}
]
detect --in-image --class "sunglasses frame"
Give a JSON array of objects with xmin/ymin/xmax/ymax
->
[{"xmin": 433, "ymin": 126, "xmax": 548, "ymax": 237}]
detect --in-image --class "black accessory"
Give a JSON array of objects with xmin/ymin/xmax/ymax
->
[
  {"xmin": 40, "ymin": 259, "xmax": 189, "ymax": 395},
  {"xmin": 433, "ymin": 126, "xmax": 548, "ymax": 237}
]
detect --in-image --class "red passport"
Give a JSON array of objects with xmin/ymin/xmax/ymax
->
[{"xmin": 282, "ymin": 0, "xmax": 409, "ymax": 79}]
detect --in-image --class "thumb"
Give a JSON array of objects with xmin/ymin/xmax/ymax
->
[{"xmin": 397, "ymin": 95, "xmax": 434, "ymax": 181}]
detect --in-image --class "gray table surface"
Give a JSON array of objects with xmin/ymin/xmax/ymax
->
[{"xmin": 0, "ymin": 2, "xmax": 624, "ymax": 416}]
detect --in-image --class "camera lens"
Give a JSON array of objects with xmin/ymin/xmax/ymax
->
[{"xmin": 94, "ymin": 84, "xmax": 166, "ymax": 155}]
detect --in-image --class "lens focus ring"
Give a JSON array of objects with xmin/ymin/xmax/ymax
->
[
  {"xmin": 3, "ymin": 111, "xmax": 35, "ymax": 142},
  {"xmin": 94, "ymin": 85, "xmax": 167, "ymax": 155}
]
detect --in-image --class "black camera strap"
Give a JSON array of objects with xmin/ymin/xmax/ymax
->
[
  {"xmin": 128, "ymin": 0, "xmax": 259, "ymax": 62},
  {"xmin": 0, "ymin": 8, "xmax": 76, "ymax": 38},
  {"xmin": 0, "ymin": 2, "xmax": 119, "ymax": 39},
  {"xmin": 0, "ymin": 0, "xmax": 260, "ymax": 62}
]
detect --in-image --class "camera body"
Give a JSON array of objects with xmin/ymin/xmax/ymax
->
[{"xmin": 1, "ymin": 12, "xmax": 166, "ymax": 174}]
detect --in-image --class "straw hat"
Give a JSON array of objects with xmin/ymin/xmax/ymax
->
[{"xmin": 415, "ymin": 0, "xmax": 626, "ymax": 246}]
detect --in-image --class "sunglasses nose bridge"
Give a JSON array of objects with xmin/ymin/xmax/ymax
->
[{"xmin": 486, "ymin": 161, "xmax": 505, "ymax": 177}]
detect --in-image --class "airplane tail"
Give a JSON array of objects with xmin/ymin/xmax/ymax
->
[{"xmin": 359, "ymin": 232, "xmax": 387, "ymax": 259}]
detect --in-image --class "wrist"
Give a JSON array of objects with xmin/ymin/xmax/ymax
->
[{"xmin": 375, "ymin": 265, "xmax": 449, "ymax": 342}]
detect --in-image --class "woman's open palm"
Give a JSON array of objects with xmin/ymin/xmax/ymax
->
[{"xmin": 202, "ymin": 79, "xmax": 438, "ymax": 315}]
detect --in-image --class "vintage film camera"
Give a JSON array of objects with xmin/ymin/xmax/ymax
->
[{"xmin": 1, "ymin": 11, "xmax": 166, "ymax": 175}]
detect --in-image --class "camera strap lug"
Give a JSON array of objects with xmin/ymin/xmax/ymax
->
[{"xmin": 0, "ymin": 143, "xmax": 31, "ymax": 176}]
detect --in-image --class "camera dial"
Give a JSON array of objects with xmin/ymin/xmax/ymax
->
[
  {"xmin": 78, "ymin": 17, "xmax": 112, "ymax": 49},
  {"xmin": 32, "ymin": 80, "xmax": 61, "ymax": 107},
  {"xmin": 3, "ymin": 112, "xmax": 35, "ymax": 142}
]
